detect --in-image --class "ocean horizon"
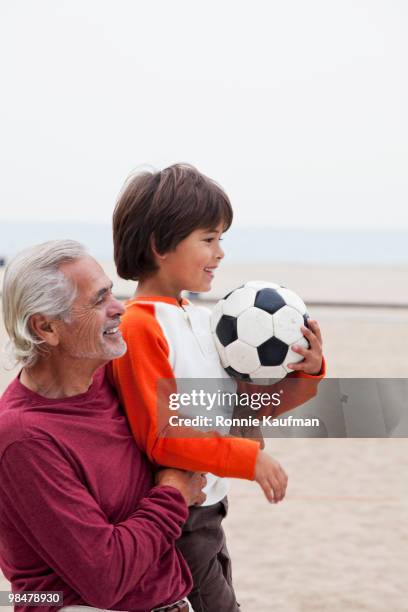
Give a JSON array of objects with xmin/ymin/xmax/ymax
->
[{"xmin": 0, "ymin": 220, "xmax": 407, "ymax": 266}]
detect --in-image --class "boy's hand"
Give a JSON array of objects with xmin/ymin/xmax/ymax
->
[
  {"xmin": 254, "ymin": 451, "xmax": 288, "ymax": 503},
  {"xmin": 286, "ymin": 319, "xmax": 323, "ymax": 375}
]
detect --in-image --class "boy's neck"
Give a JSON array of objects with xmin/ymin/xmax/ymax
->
[{"xmin": 136, "ymin": 275, "xmax": 183, "ymax": 302}]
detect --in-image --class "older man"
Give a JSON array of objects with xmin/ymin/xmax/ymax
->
[{"xmin": 0, "ymin": 240, "xmax": 205, "ymax": 612}]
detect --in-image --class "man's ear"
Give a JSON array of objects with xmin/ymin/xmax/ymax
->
[
  {"xmin": 150, "ymin": 235, "xmax": 167, "ymax": 262},
  {"xmin": 29, "ymin": 314, "xmax": 60, "ymax": 347}
]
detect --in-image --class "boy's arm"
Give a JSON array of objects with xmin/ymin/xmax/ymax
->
[{"xmin": 112, "ymin": 312, "xmax": 260, "ymax": 481}]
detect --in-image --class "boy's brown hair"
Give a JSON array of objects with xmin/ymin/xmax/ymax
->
[{"xmin": 113, "ymin": 163, "xmax": 233, "ymax": 280}]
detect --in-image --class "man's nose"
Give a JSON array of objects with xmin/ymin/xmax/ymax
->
[{"xmin": 108, "ymin": 295, "xmax": 125, "ymax": 316}]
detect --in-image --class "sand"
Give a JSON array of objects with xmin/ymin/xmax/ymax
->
[
  {"xmin": 226, "ymin": 437, "xmax": 408, "ymax": 612},
  {"xmin": 1, "ymin": 263, "xmax": 408, "ymax": 611}
]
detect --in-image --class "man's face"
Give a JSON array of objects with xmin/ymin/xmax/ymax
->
[{"xmin": 55, "ymin": 256, "xmax": 126, "ymax": 363}]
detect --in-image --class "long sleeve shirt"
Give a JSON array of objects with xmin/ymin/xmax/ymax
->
[
  {"xmin": 0, "ymin": 366, "xmax": 192, "ymax": 612},
  {"xmin": 112, "ymin": 296, "xmax": 325, "ymax": 505}
]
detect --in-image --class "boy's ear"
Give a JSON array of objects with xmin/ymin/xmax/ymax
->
[
  {"xmin": 29, "ymin": 314, "xmax": 60, "ymax": 348},
  {"xmin": 150, "ymin": 235, "xmax": 168, "ymax": 261}
]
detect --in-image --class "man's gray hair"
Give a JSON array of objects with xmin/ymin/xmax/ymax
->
[{"xmin": 2, "ymin": 240, "xmax": 87, "ymax": 368}]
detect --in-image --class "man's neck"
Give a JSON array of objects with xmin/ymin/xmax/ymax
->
[{"xmin": 20, "ymin": 357, "xmax": 104, "ymax": 399}]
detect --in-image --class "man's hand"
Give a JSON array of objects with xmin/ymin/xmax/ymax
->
[
  {"xmin": 156, "ymin": 468, "xmax": 207, "ymax": 507},
  {"xmin": 254, "ymin": 451, "xmax": 288, "ymax": 503},
  {"xmin": 286, "ymin": 319, "xmax": 323, "ymax": 375}
]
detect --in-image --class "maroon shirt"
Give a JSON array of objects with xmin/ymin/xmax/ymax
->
[{"xmin": 0, "ymin": 366, "xmax": 192, "ymax": 612}]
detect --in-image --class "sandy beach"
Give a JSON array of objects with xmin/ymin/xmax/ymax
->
[{"xmin": 1, "ymin": 263, "xmax": 407, "ymax": 611}]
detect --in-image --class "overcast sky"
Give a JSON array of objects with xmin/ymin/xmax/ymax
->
[{"xmin": 1, "ymin": 0, "xmax": 408, "ymax": 229}]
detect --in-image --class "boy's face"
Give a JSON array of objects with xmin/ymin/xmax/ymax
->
[{"xmin": 159, "ymin": 222, "xmax": 225, "ymax": 293}]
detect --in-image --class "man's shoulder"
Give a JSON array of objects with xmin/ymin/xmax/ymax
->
[
  {"xmin": 0, "ymin": 367, "xmax": 112, "ymax": 461},
  {"xmin": 0, "ymin": 378, "xmax": 31, "ymax": 459}
]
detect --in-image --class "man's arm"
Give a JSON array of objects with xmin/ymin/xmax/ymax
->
[{"xmin": 0, "ymin": 438, "xmax": 189, "ymax": 610}]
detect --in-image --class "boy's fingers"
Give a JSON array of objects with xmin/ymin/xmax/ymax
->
[
  {"xmin": 301, "ymin": 326, "xmax": 320, "ymax": 351},
  {"xmin": 269, "ymin": 472, "xmax": 285, "ymax": 501},
  {"xmin": 286, "ymin": 362, "xmax": 305, "ymax": 371},
  {"xmin": 309, "ymin": 320, "xmax": 323, "ymax": 344},
  {"xmin": 291, "ymin": 344, "xmax": 308, "ymax": 358},
  {"xmin": 304, "ymin": 320, "xmax": 322, "ymax": 346},
  {"xmin": 273, "ymin": 479, "xmax": 284, "ymax": 502},
  {"xmin": 260, "ymin": 480, "xmax": 274, "ymax": 503},
  {"xmin": 262, "ymin": 475, "xmax": 283, "ymax": 503},
  {"xmin": 276, "ymin": 466, "xmax": 288, "ymax": 494}
]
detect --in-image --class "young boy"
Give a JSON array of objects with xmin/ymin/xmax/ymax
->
[{"xmin": 111, "ymin": 164, "xmax": 324, "ymax": 612}]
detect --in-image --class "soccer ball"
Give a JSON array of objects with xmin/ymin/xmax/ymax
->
[{"xmin": 211, "ymin": 280, "xmax": 310, "ymax": 382}]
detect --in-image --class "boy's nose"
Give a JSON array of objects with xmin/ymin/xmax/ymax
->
[{"xmin": 216, "ymin": 245, "xmax": 225, "ymax": 260}]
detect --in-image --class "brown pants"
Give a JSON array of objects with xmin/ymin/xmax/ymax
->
[{"xmin": 176, "ymin": 497, "xmax": 240, "ymax": 612}]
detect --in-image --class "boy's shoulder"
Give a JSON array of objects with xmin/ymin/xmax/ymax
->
[{"xmin": 122, "ymin": 298, "xmax": 158, "ymax": 325}]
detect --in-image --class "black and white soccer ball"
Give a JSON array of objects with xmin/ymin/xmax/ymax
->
[{"xmin": 211, "ymin": 280, "xmax": 310, "ymax": 382}]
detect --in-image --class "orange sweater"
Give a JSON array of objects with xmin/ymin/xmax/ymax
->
[{"xmin": 112, "ymin": 296, "xmax": 325, "ymax": 482}]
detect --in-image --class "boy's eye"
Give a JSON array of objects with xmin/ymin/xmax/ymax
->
[{"xmin": 204, "ymin": 236, "xmax": 223, "ymax": 243}]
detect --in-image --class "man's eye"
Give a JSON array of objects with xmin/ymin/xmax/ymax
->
[{"xmin": 95, "ymin": 294, "xmax": 108, "ymax": 305}]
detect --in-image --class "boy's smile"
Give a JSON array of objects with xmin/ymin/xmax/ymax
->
[{"xmin": 203, "ymin": 265, "xmax": 218, "ymax": 280}]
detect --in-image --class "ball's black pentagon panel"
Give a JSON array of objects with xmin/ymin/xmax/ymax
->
[
  {"xmin": 254, "ymin": 288, "xmax": 286, "ymax": 315},
  {"xmin": 257, "ymin": 336, "xmax": 288, "ymax": 366},
  {"xmin": 216, "ymin": 315, "xmax": 238, "ymax": 347},
  {"xmin": 225, "ymin": 366, "xmax": 251, "ymax": 380},
  {"xmin": 223, "ymin": 285, "xmax": 244, "ymax": 300}
]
